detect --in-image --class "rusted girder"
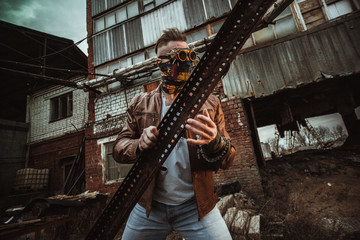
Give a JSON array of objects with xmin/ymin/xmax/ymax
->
[{"xmin": 86, "ymin": 1, "xmax": 277, "ymax": 239}]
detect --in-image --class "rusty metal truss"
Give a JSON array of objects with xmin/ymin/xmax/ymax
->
[{"xmin": 85, "ymin": 1, "xmax": 277, "ymax": 239}]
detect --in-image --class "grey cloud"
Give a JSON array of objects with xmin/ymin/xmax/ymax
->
[{"xmin": 0, "ymin": 0, "xmax": 87, "ymax": 53}]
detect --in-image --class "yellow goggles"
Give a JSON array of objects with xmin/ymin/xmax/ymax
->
[{"xmin": 170, "ymin": 48, "xmax": 197, "ymax": 62}]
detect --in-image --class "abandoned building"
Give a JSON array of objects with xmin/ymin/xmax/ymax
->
[
  {"xmin": 0, "ymin": 20, "xmax": 89, "ymax": 199},
  {"xmin": 1, "ymin": 0, "xmax": 360, "ymax": 239},
  {"xmin": 85, "ymin": 0, "xmax": 360, "ymax": 198}
]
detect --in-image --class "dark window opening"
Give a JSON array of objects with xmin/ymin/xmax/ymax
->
[
  {"xmin": 105, "ymin": 142, "xmax": 132, "ymax": 181},
  {"xmin": 50, "ymin": 92, "xmax": 73, "ymax": 122}
]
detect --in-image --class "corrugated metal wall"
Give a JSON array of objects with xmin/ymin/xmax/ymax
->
[
  {"xmin": 182, "ymin": 0, "xmax": 207, "ymax": 28},
  {"xmin": 183, "ymin": 0, "xmax": 231, "ymax": 28},
  {"xmin": 93, "ymin": 0, "xmax": 232, "ymax": 66},
  {"xmin": 222, "ymin": 13, "xmax": 360, "ymax": 99},
  {"xmin": 125, "ymin": 18, "xmax": 144, "ymax": 53},
  {"xmin": 141, "ymin": 0, "xmax": 187, "ymax": 46},
  {"xmin": 93, "ymin": 18, "xmax": 144, "ymax": 65},
  {"xmin": 204, "ymin": 0, "xmax": 231, "ymax": 21},
  {"xmin": 92, "ymin": 0, "xmax": 126, "ymax": 16}
]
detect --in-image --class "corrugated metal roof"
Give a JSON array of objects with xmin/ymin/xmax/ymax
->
[
  {"xmin": 141, "ymin": 0, "xmax": 187, "ymax": 46},
  {"xmin": 222, "ymin": 13, "xmax": 360, "ymax": 99}
]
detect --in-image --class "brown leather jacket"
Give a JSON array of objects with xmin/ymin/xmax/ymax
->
[{"xmin": 113, "ymin": 87, "xmax": 236, "ymax": 219}]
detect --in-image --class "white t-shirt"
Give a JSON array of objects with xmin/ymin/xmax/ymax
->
[{"xmin": 152, "ymin": 93, "xmax": 195, "ymax": 205}]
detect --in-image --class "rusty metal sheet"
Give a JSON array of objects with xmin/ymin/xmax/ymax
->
[{"xmin": 223, "ymin": 12, "xmax": 360, "ymax": 98}]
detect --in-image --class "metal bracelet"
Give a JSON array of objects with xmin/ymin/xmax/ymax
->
[{"xmin": 199, "ymin": 137, "xmax": 230, "ymax": 163}]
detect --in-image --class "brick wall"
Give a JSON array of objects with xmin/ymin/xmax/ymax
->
[
  {"xmin": 214, "ymin": 96, "xmax": 264, "ymax": 197},
  {"xmin": 85, "ymin": 136, "xmax": 122, "ymax": 195},
  {"xmin": 94, "ymin": 86, "xmax": 143, "ymax": 122},
  {"xmin": 85, "ymin": 86, "xmax": 143, "ymax": 193},
  {"xmin": 29, "ymin": 77, "xmax": 88, "ymax": 143},
  {"xmin": 29, "ymin": 131, "xmax": 84, "ymax": 193}
]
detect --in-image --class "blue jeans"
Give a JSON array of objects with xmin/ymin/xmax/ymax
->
[{"xmin": 121, "ymin": 198, "xmax": 232, "ymax": 240}]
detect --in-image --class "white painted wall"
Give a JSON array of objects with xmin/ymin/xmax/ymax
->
[{"xmin": 28, "ymin": 76, "xmax": 88, "ymax": 143}]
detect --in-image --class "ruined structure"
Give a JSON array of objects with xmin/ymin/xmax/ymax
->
[
  {"xmin": 85, "ymin": 0, "xmax": 360, "ymax": 198},
  {"xmin": 1, "ymin": 0, "xmax": 359, "ymax": 239},
  {"xmin": 0, "ymin": 21, "xmax": 88, "ymax": 198}
]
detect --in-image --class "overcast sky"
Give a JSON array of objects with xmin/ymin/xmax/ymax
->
[{"xmin": 0, "ymin": 0, "xmax": 88, "ymax": 54}]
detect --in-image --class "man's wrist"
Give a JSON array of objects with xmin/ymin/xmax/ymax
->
[
  {"xmin": 202, "ymin": 132, "xmax": 222, "ymax": 156},
  {"xmin": 199, "ymin": 133, "xmax": 231, "ymax": 163}
]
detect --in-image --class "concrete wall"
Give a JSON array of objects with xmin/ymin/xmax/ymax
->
[{"xmin": 0, "ymin": 119, "xmax": 28, "ymax": 196}]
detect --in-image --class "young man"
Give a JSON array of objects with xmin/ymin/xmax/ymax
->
[{"xmin": 113, "ymin": 28, "xmax": 236, "ymax": 240}]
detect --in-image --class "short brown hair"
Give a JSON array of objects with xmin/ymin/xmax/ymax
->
[{"xmin": 155, "ymin": 28, "xmax": 186, "ymax": 54}]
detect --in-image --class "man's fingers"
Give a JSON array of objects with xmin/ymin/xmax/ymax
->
[
  {"xmin": 186, "ymin": 118, "xmax": 213, "ymax": 136},
  {"xmin": 145, "ymin": 131, "xmax": 158, "ymax": 142},
  {"xmin": 149, "ymin": 126, "xmax": 159, "ymax": 136},
  {"xmin": 185, "ymin": 109, "xmax": 218, "ymax": 145},
  {"xmin": 197, "ymin": 113, "xmax": 216, "ymax": 129},
  {"xmin": 139, "ymin": 126, "xmax": 158, "ymax": 151},
  {"xmin": 185, "ymin": 123, "xmax": 211, "ymax": 139}
]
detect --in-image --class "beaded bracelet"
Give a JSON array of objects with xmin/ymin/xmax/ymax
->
[{"xmin": 198, "ymin": 137, "xmax": 230, "ymax": 163}]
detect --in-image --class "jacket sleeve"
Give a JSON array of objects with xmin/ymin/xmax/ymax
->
[
  {"xmin": 202, "ymin": 96, "xmax": 236, "ymax": 170},
  {"xmin": 113, "ymin": 95, "xmax": 141, "ymax": 164}
]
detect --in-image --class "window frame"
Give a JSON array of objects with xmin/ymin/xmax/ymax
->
[
  {"xmin": 49, "ymin": 92, "xmax": 73, "ymax": 122},
  {"xmin": 93, "ymin": 0, "xmax": 171, "ymax": 33},
  {"xmin": 99, "ymin": 137, "xmax": 133, "ymax": 183}
]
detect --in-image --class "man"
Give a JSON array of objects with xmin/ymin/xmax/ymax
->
[{"xmin": 113, "ymin": 28, "xmax": 236, "ymax": 240}]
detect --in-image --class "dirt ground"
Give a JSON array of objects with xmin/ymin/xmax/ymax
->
[{"xmin": 259, "ymin": 142, "xmax": 360, "ymax": 239}]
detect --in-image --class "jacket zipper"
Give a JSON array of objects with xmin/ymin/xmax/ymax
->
[{"xmin": 135, "ymin": 112, "xmax": 156, "ymax": 122}]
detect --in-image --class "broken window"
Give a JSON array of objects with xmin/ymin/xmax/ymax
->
[
  {"xmin": 94, "ymin": 0, "xmax": 171, "ymax": 34},
  {"xmin": 252, "ymin": 6, "xmax": 297, "ymax": 45},
  {"xmin": 94, "ymin": 17, "xmax": 105, "ymax": 32},
  {"xmin": 326, "ymin": 0, "xmax": 354, "ymax": 19},
  {"xmin": 50, "ymin": 92, "xmax": 73, "ymax": 122},
  {"xmin": 143, "ymin": 0, "xmax": 171, "ymax": 12},
  {"xmin": 94, "ymin": 2, "xmax": 139, "ymax": 33},
  {"xmin": 274, "ymin": 6, "xmax": 298, "ymax": 38},
  {"xmin": 258, "ymin": 113, "xmax": 348, "ymax": 160},
  {"xmin": 105, "ymin": 12, "xmax": 116, "ymax": 28},
  {"xmin": 105, "ymin": 142, "xmax": 133, "ymax": 181}
]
